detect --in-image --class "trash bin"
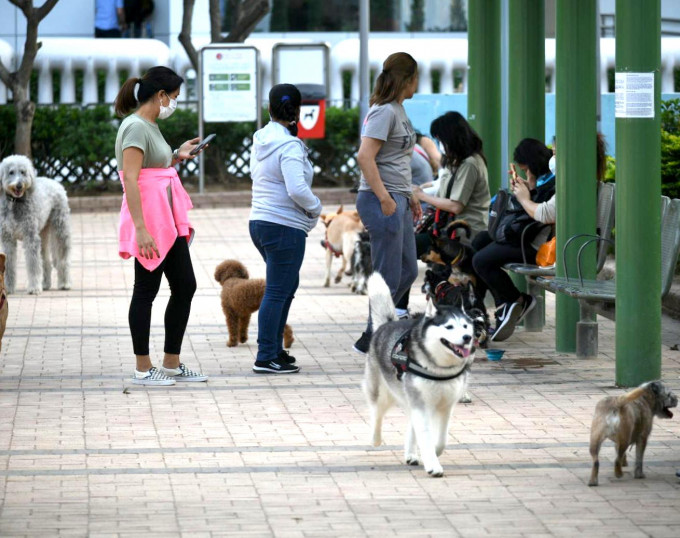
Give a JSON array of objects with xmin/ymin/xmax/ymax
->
[{"xmin": 297, "ymin": 83, "xmax": 326, "ymax": 139}]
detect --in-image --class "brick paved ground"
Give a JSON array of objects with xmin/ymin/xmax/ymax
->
[{"xmin": 1, "ymin": 206, "xmax": 679, "ymax": 537}]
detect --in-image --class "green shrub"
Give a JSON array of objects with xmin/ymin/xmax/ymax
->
[{"xmin": 0, "ymin": 104, "xmax": 360, "ymax": 191}]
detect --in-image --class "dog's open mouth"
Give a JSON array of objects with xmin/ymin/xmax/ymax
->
[
  {"xmin": 663, "ymin": 407, "xmax": 674, "ymax": 418},
  {"xmin": 9, "ymin": 188, "xmax": 24, "ymax": 198},
  {"xmin": 440, "ymin": 338, "xmax": 472, "ymax": 358}
]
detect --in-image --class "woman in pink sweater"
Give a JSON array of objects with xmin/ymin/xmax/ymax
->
[{"xmin": 114, "ymin": 66, "xmax": 207, "ymax": 386}]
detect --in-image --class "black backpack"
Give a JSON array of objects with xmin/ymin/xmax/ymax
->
[{"xmin": 488, "ymin": 176, "xmax": 555, "ymax": 247}]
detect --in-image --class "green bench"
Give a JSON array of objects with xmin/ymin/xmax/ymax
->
[
  {"xmin": 534, "ymin": 196, "xmax": 680, "ymax": 358},
  {"xmin": 504, "ymin": 182, "xmax": 616, "ymax": 332}
]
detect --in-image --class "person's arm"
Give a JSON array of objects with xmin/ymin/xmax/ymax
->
[
  {"xmin": 121, "ymin": 147, "xmax": 158, "ymax": 259},
  {"xmin": 116, "ymin": 0, "xmax": 127, "ymax": 32},
  {"xmin": 413, "ymin": 185, "xmax": 463, "ymax": 213},
  {"xmin": 417, "ymin": 135, "xmax": 441, "ymax": 172},
  {"xmin": 357, "ymin": 137, "xmax": 396, "ymax": 216},
  {"xmin": 171, "ymin": 137, "xmax": 201, "ymax": 166},
  {"xmin": 280, "ymin": 145, "xmax": 322, "ymax": 217}
]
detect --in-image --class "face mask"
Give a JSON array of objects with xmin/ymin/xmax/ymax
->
[
  {"xmin": 158, "ymin": 95, "xmax": 177, "ymax": 120},
  {"xmin": 549, "ymin": 155, "xmax": 556, "ymax": 175},
  {"xmin": 437, "ymin": 140, "xmax": 445, "ymax": 154}
]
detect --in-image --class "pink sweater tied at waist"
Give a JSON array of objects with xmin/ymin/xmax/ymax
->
[{"xmin": 118, "ymin": 167, "xmax": 194, "ymax": 271}]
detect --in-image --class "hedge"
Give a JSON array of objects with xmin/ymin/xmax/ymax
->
[{"xmin": 0, "ymin": 104, "xmax": 360, "ymax": 192}]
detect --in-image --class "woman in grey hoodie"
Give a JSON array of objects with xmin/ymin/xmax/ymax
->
[{"xmin": 249, "ymin": 84, "xmax": 322, "ymax": 374}]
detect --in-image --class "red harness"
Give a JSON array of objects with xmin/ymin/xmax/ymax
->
[{"xmin": 322, "ymin": 232, "xmax": 343, "ymax": 258}]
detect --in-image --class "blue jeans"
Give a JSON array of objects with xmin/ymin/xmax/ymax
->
[
  {"xmin": 249, "ymin": 220, "xmax": 307, "ymax": 363},
  {"xmin": 356, "ymin": 190, "xmax": 418, "ymax": 332}
]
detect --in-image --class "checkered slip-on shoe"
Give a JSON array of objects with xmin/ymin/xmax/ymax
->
[
  {"xmin": 131, "ymin": 367, "xmax": 176, "ymax": 386},
  {"xmin": 159, "ymin": 363, "xmax": 208, "ymax": 382}
]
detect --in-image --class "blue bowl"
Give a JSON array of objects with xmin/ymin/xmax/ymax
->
[{"xmin": 485, "ymin": 348, "xmax": 505, "ymax": 361}]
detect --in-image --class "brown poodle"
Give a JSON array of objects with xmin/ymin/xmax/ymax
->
[{"xmin": 214, "ymin": 259, "xmax": 294, "ymax": 348}]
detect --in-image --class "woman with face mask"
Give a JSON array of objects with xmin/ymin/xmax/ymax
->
[{"xmin": 114, "ymin": 66, "xmax": 207, "ymax": 386}]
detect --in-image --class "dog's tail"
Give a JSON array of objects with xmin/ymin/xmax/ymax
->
[
  {"xmin": 616, "ymin": 386, "xmax": 646, "ymax": 407},
  {"xmin": 443, "ymin": 219, "xmax": 472, "ymax": 239},
  {"xmin": 367, "ymin": 272, "xmax": 397, "ymax": 329}
]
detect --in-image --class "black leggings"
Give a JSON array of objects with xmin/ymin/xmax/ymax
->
[
  {"xmin": 471, "ymin": 231, "xmax": 536, "ymax": 306},
  {"xmin": 129, "ymin": 237, "xmax": 197, "ymax": 356}
]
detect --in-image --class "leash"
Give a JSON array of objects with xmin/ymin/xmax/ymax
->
[{"xmin": 390, "ymin": 329, "xmax": 471, "ymax": 382}]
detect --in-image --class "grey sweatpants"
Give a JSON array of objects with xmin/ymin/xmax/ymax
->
[{"xmin": 356, "ymin": 190, "xmax": 418, "ymax": 333}]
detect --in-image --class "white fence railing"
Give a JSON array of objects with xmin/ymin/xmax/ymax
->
[{"xmin": 2, "ymin": 36, "xmax": 680, "ymax": 106}]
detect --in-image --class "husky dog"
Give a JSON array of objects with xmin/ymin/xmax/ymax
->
[
  {"xmin": 363, "ymin": 272, "xmax": 475, "ymax": 477},
  {"xmin": 0, "ymin": 155, "xmax": 71, "ymax": 295},
  {"xmin": 422, "ymin": 267, "xmax": 491, "ymax": 348},
  {"xmin": 349, "ymin": 231, "xmax": 371, "ymax": 295}
]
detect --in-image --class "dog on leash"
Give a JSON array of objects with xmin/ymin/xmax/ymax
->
[
  {"xmin": 0, "ymin": 253, "xmax": 8, "ymax": 353},
  {"xmin": 363, "ymin": 272, "xmax": 475, "ymax": 477},
  {"xmin": 214, "ymin": 259, "xmax": 294, "ymax": 349},
  {"xmin": 320, "ymin": 205, "xmax": 364, "ymax": 288},
  {"xmin": 349, "ymin": 231, "xmax": 371, "ymax": 295},
  {"xmin": 0, "ymin": 155, "xmax": 71, "ymax": 295},
  {"xmin": 588, "ymin": 381, "xmax": 677, "ymax": 486}
]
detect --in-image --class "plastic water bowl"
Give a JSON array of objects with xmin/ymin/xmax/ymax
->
[{"xmin": 485, "ymin": 348, "xmax": 505, "ymax": 361}]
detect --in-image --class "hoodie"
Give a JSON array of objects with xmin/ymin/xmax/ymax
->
[{"xmin": 249, "ymin": 121, "xmax": 322, "ymax": 233}]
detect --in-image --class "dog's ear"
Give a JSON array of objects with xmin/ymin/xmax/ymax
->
[
  {"xmin": 0, "ymin": 253, "xmax": 5, "ymax": 274},
  {"xmin": 337, "ymin": 205, "xmax": 344, "ymax": 214},
  {"xmin": 424, "ymin": 297, "xmax": 437, "ymax": 318},
  {"xmin": 649, "ymin": 381, "xmax": 662, "ymax": 394}
]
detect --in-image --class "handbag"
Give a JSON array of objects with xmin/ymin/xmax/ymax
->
[{"xmin": 536, "ymin": 236, "xmax": 556, "ymax": 267}]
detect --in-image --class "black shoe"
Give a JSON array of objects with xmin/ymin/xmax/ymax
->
[
  {"xmin": 353, "ymin": 331, "xmax": 372, "ymax": 355},
  {"xmin": 490, "ymin": 301, "xmax": 522, "ymax": 342},
  {"xmin": 278, "ymin": 350, "xmax": 296, "ymax": 364},
  {"xmin": 516, "ymin": 293, "xmax": 537, "ymax": 324},
  {"xmin": 252, "ymin": 359, "xmax": 300, "ymax": 374}
]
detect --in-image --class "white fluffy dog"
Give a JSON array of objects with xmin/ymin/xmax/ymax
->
[{"xmin": 0, "ymin": 155, "xmax": 72, "ymax": 294}]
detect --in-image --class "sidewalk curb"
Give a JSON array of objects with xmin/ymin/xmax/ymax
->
[{"xmin": 68, "ymin": 187, "xmax": 359, "ymax": 213}]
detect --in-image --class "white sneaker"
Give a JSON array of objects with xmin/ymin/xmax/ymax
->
[
  {"xmin": 132, "ymin": 367, "xmax": 176, "ymax": 386},
  {"xmin": 159, "ymin": 363, "xmax": 208, "ymax": 382}
]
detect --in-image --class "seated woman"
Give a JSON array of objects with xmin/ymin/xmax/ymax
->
[
  {"xmin": 472, "ymin": 138, "xmax": 555, "ymax": 342},
  {"xmin": 395, "ymin": 111, "xmax": 490, "ymax": 317}
]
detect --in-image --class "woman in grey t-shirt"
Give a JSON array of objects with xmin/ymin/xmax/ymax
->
[{"xmin": 353, "ymin": 52, "xmax": 422, "ymax": 354}]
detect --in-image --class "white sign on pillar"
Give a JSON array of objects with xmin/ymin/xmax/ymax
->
[{"xmin": 615, "ymin": 72, "xmax": 655, "ymax": 119}]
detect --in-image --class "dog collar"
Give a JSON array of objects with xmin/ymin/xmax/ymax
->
[
  {"xmin": 390, "ymin": 329, "xmax": 471, "ymax": 382},
  {"xmin": 6, "ymin": 194, "xmax": 25, "ymax": 203}
]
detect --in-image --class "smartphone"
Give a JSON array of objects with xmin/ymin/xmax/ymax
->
[{"xmin": 189, "ymin": 133, "xmax": 216, "ymax": 155}]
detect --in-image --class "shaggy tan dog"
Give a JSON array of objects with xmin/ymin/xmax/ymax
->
[
  {"xmin": 214, "ymin": 260, "xmax": 294, "ymax": 348},
  {"xmin": 320, "ymin": 205, "xmax": 365, "ymax": 288}
]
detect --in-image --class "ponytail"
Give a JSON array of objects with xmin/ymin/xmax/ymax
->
[{"xmin": 114, "ymin": 77, "xmax": 140, "ymax": 117}]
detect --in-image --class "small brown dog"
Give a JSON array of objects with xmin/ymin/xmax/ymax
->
[
  {"xmin": 214, "ymin": 260, "xmax": 294, "ymax": 348},
  {"xmin": 320, "ymin": 205, "xmax": 365, "ymax": 289},
  {"xmin": 0, "ymin": 253, "xmax": 8, "ymax": 353},
  {"xmin": 588, "ymin": 380, "xmax": 677, "ymax": 486}
]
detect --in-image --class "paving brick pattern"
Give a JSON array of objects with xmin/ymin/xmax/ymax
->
[{"xmin": 1, "ymin": 206, "xmax": 680, "ymax": 537}]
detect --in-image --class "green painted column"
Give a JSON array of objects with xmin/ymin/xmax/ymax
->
[
  {"xmin": 615, "ymin": 0, "xmax": 661, "ymax": 386},
  {"xmin": 554, "ymin": 0, "xmax": 598, "ymax": 352},
  {"xmin": 508, "ymin": 0, "xmax": 544, "ymax": 163},
  {"xmin": 508, "ymin": 0, "xmax": 545, "ymax": 295},
  {"xmin": 468, "ymin": 0, "xmax": 501, "ymax": 193}
]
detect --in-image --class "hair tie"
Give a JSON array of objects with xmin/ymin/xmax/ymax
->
[
  {"xmin": 289, "ymin": 120, "xmax": 297, "ymax": 125},
  {"xmin": 281, "ymin": 95, "xmax": 290, "ymax": 102},
  {"xmin": 133, "ymin": 81, "xmax": 141, "ymax": 102}
]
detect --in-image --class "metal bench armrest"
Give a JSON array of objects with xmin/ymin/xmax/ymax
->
[{"xmin": 575, "ymin": 237, "xmax": 615, "ymax": 286}]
